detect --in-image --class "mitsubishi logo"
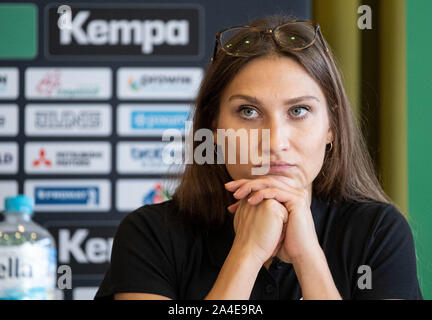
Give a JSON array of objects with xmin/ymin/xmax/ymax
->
[{"xmin": 33, "ymin": 149, "xmax": 52, "ymax": 167}]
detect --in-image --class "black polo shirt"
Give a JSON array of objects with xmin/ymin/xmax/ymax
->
[{"xmin": 94, "ymin": 193, "xmax": 423, "ymax": 300}]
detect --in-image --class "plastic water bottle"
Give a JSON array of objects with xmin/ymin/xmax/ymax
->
[{"xmin": 0, "ymin": 195, "xmax": 57, "ymax": 300}]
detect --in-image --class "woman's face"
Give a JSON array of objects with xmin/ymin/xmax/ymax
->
[{"xmin": 214, "ymin": 55, "xmax": 333, "ymax": 195}]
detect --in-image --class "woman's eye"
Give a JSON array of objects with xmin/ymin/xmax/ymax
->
[
  {"xmin": 238, "ymin": 106, "xmax": 259, "ymax": 119},
  {"xmin": 290, "ymin": 106, "xmax": 309, "ymax": 118}
]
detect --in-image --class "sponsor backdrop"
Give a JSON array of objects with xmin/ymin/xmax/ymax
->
[{"xmin": 0, "ymin": 0, "xmax": 310, "ymax": 299}]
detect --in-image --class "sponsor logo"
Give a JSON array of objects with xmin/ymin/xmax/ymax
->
[
  {"xmin": 47, "ymin": 6, "xmax": 201, "ymax": 58},
  {"xmin": 24, "ymin": 180, "xmax": 111, "ymax": 211},
  {"xmin": 35, "ymin": 110, "xmax": 100, "ymax": 128},
  {"xmin": 25, "ymin": 68, "xmax": 112, "ymax": 100},
  {"xmin": 24, "ymin": 142, "xmax": 111, "ymax": 174},
  {"xmin": 0, "ymin": 104, "xmax": 18, "ymax": 136},
  {"xmin": 35, "ymin": 70, "xmax": 61, "ymax": 96},
  {"xmin": 131, "ymin": 111, "xmax": 188, "ymax": 129},
  {"xmin": 116, "ymin": 179, "xmax": 178, "ymax": 211},
  {"xmin": 0, "ymin": 68, "xmax": 19, "ymax": 99},
  {"xmin": 117, "ymin": 104, "xmax": 190, "ymax": 136},
  {"xmin": 0, "ymin": 143, "xmax": 18, "ymax": 174},
  {"xmin": 0, "ymin": 153, "xmax": 14, "ymax": 165},
  {"xmin": 0, "ymin": 181, "xmax": 18, "ymax": 211},
  {"xmin": 25, "ymin": 142, "xmax": 111, "ymax": 174},
  {"xmin": 142, "ymin": 182, "xmax": 171, "ymax": 205},
  {"xmin": 130, "ymin": 74, "xmax": 190, "ymax": 88},
  {"xmin": 60, "ymin": 11, "xmax": 188, "ymax": 54},
  {"xmin": 25, "ymin": 104, "xmax": 111, "ymax": 136},
  {"xmin": 0, "ymin": 74, "xmax": 7, "ymax": 93},
  {"xmin": 58, "ymin": 229, "xmax": 110, "ymax": 263},
  {"xmin": 32, "ymin": 148, "xmax": 52, "ymax": 167},
  {"xmin": 43, "ymin": 222, "xmax": 118, "ymax": 278},
  {"xmin": 35, "ymin": 187, "xmax": 99, "ymax": 205},
  {"xmin": 116, "ymin": 141, "xmax": 183, "ymax": 174},
  {"xmin": 117, "ymin": 68, "xmax": 203, "ymax": 100}
]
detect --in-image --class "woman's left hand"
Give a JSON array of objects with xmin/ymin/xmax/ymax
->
[{"xmin": 225, "ymin": 175, "xmax": 321, "ymax": 263}]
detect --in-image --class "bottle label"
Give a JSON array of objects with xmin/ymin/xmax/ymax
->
[{"xmin": 0, "ymin": 243, "xmax": 57, "ymax": 300}]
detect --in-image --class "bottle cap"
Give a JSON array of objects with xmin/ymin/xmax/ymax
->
[{"xmin": 4, "ymin": 195, "xmax": 34, "ymax": 215}]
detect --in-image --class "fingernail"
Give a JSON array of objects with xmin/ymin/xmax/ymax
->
[{"xmin": 225, "ymin": 181, "xmax": 236, "ymax": 188}]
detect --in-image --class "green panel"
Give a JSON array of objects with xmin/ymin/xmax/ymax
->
[
  {"xmin": 406, "ymin": 0, "xmax": 432, "ymax": 299},
  {"xmin": 0, "ymin": 3, "xmax": 37, "ymax": 59}
]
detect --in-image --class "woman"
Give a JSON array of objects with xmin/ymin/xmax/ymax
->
[{"xmin": 95, "ymin": 14, "xmax": 422, "ymax": 300}]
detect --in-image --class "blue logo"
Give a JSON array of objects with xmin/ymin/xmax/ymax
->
[
  {"xmin": 131, "ymin": 110, "xmax": 188, "ymax": 130},
  {"xmin": 34, "ymin": 187, "xmax": 99, "ymax": 205},
  {"xmin": 131, "ymin": 147, "xmax": 163, "ymax": 160}
]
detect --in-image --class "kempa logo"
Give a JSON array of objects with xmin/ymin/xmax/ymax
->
[
  {"xmin": 59, "ymin": 229, "xmax": 113, "ymax": 264},
  {"xmin": 60, "ymin": 11, "xmax": 189, "ymax": 54},
  {"xmin": 45, "ymin": 4, "xmax": 200, "ymax": 57}
]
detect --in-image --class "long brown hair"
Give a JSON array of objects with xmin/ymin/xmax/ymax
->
[{"xmin": 169, "ymin": 14, "xmax": 393, "ymax": 230}]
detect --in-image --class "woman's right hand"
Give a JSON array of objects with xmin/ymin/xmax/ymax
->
[{"xmin": 231, "ymin": 197, "xmax": 288, "ymax": 265}]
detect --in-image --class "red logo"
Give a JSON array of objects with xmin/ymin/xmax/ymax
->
[
  {"xmin": 33, "ymin": 149, "xmax": 52, "ymax": 167},
  {"xmin": 36, "ymin": 70, "xmax": 61, "ymax": 96}
]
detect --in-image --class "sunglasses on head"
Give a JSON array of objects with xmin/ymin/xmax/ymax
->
[{"xmin": 211, "ymin": 20, "xmax": 329, "ymax": 62}]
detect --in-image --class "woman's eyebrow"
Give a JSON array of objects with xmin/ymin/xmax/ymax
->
[{"xmin": 228, "ymin": 94, "xmax": 320, "ymax": 105}]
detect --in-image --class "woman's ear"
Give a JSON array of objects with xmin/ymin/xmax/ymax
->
[{"xmin": 327, "ymin": 127, "xmax": 334, "ymax": 144}]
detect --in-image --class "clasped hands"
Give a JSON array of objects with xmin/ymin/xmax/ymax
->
[{"xmin": 224, "ymin": 174, "xmax": 320, "ymax": 265}]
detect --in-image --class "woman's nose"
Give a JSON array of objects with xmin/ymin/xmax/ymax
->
[{"xmin": 268, "ymin": 120, "xmax": 290, "ymax": 154}]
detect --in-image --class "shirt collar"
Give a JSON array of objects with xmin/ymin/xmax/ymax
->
[{"xmin": 205, "ymin": 192, "xmax": 327, "ymax": 269}]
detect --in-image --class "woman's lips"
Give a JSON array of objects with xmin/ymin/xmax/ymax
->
[
  {"xmin": 253, "ymin": 161, "xmax": 296, "ymax": 173},
  {"xmin": 268, "ymin": 163, "xmax": 296, "ymax": 173},
  {"xmin": 269, "ymin": 161, "xmax": 295, "ymax": 167}
]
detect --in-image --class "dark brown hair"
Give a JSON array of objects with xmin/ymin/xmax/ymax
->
[{"xmin": 169, "ymin": 14, "xmax": 393, "ymax": 230}]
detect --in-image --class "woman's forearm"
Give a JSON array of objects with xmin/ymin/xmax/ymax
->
[
  {"xmin": 205, "ymin": 239, "xmax": 263, "ymax": 300},
  {"xmin": 292, "ymin": 247, "xmax": 342, "ymax": 300}
]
